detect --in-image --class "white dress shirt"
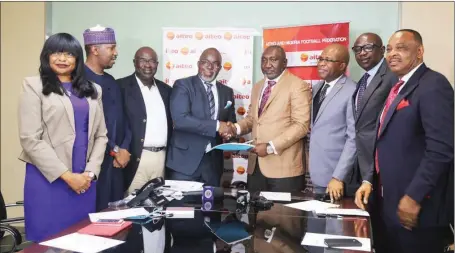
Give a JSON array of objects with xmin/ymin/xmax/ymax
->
[
  {"xmin": 235, "ymin": 71, "xmax": 286, "ymax": 155},
  {"xmin": 355, "ymin": 58, "xmax": 385, "ymax": 108},
  {"xmin": 200, "ymin": 77, "xmax": 219, "ymax": 152},
  {"xmin": 136, "ymin": 76, "xmax": 168, "ymax": 147},
  {"xmin": 321, "ymin": 74, "xmax": 343, "ymax": 97}
]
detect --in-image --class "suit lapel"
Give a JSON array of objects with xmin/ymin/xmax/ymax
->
[
  {"xmin": 129, "ymin": 75, "xmax": 147, "ymax": 117},
  {"xmin": 193, "ymin": 76, "xmax": 210, "ymax": 119},
  {"xmin": 378, "ymin": 64, "xmax": 428, "ymax": 137},
  {"xmin": 215, "ymin": 81, "xmax": 224, "ymax": 120},
  {"xmin": 58, "ymin": 95, "xmax": 75, "ymax": 132},
  {"xmin": 314, "ymin": 75, "xmax": 345, "ymax": 123},
  {"xmin": 355, "ymin": 60, "xmax": 388, "ymax": 123},
  {"xmin": 87, "ymin": 96, "xmax": 97, "ymax": 139},
  {"xmin": 260, "ymin": 70, "xmax": 288, "ymax": 117}
]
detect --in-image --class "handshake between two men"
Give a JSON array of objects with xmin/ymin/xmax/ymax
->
[{"xmin": 218, "ymin": 121, "xmax": 270, "ymax": 157}]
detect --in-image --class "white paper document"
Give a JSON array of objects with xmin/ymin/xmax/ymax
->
[
  {"xmin": 207, "ymin": 143, "xmax": 254, "ymax": 152},
  {"xmin": 260, "ymin": 191, "xmax": 291, "ymax": 201},
  {"xmin": 285, "ymin": 200, "xmax": 339, "ymax": 211},
  {"xmin": 88, "ymin": 208, "xmax": 149, "ymax": 222},
  {"xmin": 301, "ymin": 232, "xmax": 371, "ymax": 252},
  {"xmin": 316, "ymin": 208, "xmax": 370, "ymax": 217},
  {"xmin": 40, "ymin": 233, "xmax": 124, "ymax": 253},
  {"xmin": 163, "ymin": 180, "xmax": 204, "ymax": 192}
]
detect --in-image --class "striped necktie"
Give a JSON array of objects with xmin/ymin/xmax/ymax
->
[{"xmin": 204, "ymin": 81, "xmax": 215, "ymax": 119}]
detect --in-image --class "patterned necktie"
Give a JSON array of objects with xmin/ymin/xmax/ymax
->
[
  {"xmin": 258, "ymin": 80, "xmax": 276, "ymax": 116},
  {"xmin": 356, "ymin": 73, "xmax": 370, "ymax": 116},
  {"xmin": 204, "ymin": 81, "xmax": 215, "ymax": 119},
  {"xmin": 318, "ymin": 82, "xmax": 330, "ymax": 105},
  {"xmin": 375, "ymin": 79, "xmax": 405, "ymax": 174}
]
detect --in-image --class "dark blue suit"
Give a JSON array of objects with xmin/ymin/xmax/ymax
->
[
  {"xmin": 85, "ymin": 66, "xmax": 132, "ymax": 211},
  {"xmin": 375, "ymin": 63, "xmax": 454, "ymax": 253},
  {"xmin": 166, "ymin": 75, "xmax": 236, "ymax": 186},
  {"xmin": 117, "ymin": 74, "xmax": 173, "ymax": 191}
]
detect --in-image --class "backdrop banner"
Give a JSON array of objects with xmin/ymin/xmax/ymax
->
[
  {"xmin": 162, "ymin": 27, "xmax": 256, "ymax": 187},
  {"xmin": 263, "ymin": 22, "xmax": 350, "ymax": 192}
]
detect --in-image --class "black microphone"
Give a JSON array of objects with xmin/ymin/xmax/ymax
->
[{"xmin": 182, "ymin": 187, "xmax": 225, "ymax": 197}]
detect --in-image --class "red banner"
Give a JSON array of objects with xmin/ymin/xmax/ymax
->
[{"xmin": 263, "ymin": 22, "xmax": 350, "ymax": 86}]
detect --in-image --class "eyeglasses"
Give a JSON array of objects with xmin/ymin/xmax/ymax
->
[
  {"xmin": 50, "ymin": 52, "xmax": 75, "ymax": 59},
  {"xmin": 136, "ymin": 58, "xmax": 158, "ymax": 65},
  {"xmin": 351, "ymin": 44, "xmax": 380, "ymax": 54},
  {"xmin": 317, "ymin": 57, "xmax": 342, "ymax": 64},
  {"xmin": 199, "ymin": 60, "xmax": 221, "ymax": 69}
]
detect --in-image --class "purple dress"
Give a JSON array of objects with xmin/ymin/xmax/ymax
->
[{"xmin": 24, "ymin": 82, "xmax": 96, "ymax": 242}]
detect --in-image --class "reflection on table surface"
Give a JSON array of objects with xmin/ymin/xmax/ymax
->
[{"xmin": 17, "ymin": 189, "xmax": 372, "ymax": 253}]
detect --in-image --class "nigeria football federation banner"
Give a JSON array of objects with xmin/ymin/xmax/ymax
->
[
  {"xmin": 263, "ymin": 22, "xmax": 350, "ymax": 191},
  {"xmin": 162, "ymin": 27, "xmax": 256, "ymax": 187}
]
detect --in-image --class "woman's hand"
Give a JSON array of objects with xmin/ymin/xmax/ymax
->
[{"xmin": 61, "ymin": 171, "xmax": 92, "ymax": 194}]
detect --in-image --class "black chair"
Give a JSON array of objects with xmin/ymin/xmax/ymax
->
[{"xmin": 0, "ymin": 191, "xmax": 29, "ymax": 253}]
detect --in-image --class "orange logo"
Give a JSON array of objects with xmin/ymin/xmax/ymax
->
[
  {"xmin": 165, "ymin": 62, "xmax": 174, "ymax": 69},
  {"xmin": 223, "ymin": 62, "xmax": 232, "ymax": 71},
  {"xmin": 300, "ymin": 53, "xmax": 309, "ymax": 62},
  {"xmin": 180, "ymin": 47, "xmax": 189, "ymax": 55},
  {"xmin": 236, "ymin": 166, "xmax": 246, "ymax": 175},
  {"xmin": 247, "ymin": 80, "xmax": 251, "ymax": 84},
  {"xmin": 237, "ymin": 106, "xmax": 246, "ymax": 116},
  {"xmin": 195, "ymin": 32, "xmax": 203, "ymax": 40},
  {"xmin": 239, "ymin": 137, "xmax": 246, "ymax": 143},
  {"xmin": 166, "ymin": 32, "xmax": 175, "ymax": 40},
  {"xmin": 224, "ymin": 32, "xmax": 232, "ymax": 40}
]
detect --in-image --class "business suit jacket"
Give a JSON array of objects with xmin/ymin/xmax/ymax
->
[
  {"xmin": 166, "ymin": 75, "xmax": 236, "ymax": 176},
  {"xmin": 237, "ymin": 70, "xmax": 311, "ymax": 178},
  {"xmin": 18, "ymin": 76, "xmax": 108, "ymax": 182},
  {"xmin": 309, "ymin": 75, "xmax": 357, "ymax": 187},
  {"xmin": 117, "ymin": 74, "xmax": 173, "ymax": 190},
  {"xmin": 353, "ymin": 60, "xmax": 398, "ymax": 183},
  {"xmin": 376, "ymin": 63, "xmax": 454, "ymax": 228}
]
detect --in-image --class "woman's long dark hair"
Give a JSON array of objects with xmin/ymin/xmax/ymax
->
[{"xmin": 39, "ymin": 33, "xmax": 97, "ymax": 99}]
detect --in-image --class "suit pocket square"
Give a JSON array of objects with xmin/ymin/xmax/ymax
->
[
  {"xmin": 224, "ymin": 100, "xmax": 232, "ymax": 109},
  {"xmin": 396, "ymin": 99, "xmax": 410, "ymax": 110}
]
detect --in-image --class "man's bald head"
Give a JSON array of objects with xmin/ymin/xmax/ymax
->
[
  {"xmin": 198, "ymin": 47, "xmax": 222, "ymax": 82},
  {"xmin": 317, "ymin": 44, "xmax": 350, "ymax": 82},
  {"xmin": 353, "ymin": 33, "xmax": 385, "ymax": 71},
  {"xmin": 134, "ymin": 46, "xmax": 159, "ymax": 85}
]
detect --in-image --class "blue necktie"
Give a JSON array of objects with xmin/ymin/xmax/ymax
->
[
  {"xmin": 204, "ymin": 82, "xmax": 215, "ymax": 119},
  {"xmin": 356, "ymin": 73, "xmax": 370, "ymax": 116}
]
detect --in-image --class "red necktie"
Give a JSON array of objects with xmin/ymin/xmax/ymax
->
[
  {"xmin": 258, "ymin": 81, "xmax": 276, "ymax": 116},
  {"xmin": 375, "ymin": 80, "xmax": 404, "ymax": 174}
]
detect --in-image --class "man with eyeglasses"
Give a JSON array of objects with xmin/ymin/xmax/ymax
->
[
  {"xmin": 308, "ymin": 44, "xmax": 357, "ymax": 202},
  {"xmin": 165, "ymin": 48, "xmax": 236, "ymax": 186},
  {"xmin": 83, "ymin": 25, "xmax": 132, "ymax": 210},
  {"xmin": 117, "ymin": 47, "xmax": 173, "ymax": 194},
  {"xmin": 350, "ymin": 33, "xmax": 397, "ymax": 253}
]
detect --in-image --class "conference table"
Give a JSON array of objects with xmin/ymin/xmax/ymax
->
[{"xmin": 17, "ymin": 189, "xmax": 372, "ymax": 253}]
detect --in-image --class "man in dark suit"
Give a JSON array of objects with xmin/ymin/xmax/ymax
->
[
  {"xmin": 372, "ymin": 29, "xmax": 453, "ymax": 253},
  {"xmin": 166, "ymin": 48, "xmax": 236, "ymax": 186},
  {"xmin": 351, "ymin": 33, "xmax": 398, "ymax": 253},
  {"xmin": 117, "ymin": 47, "xmax": 172, "ymax": 193},
  {"xmin": 352, "ymin": 33, "xmax": 397, "ymax": 203}
]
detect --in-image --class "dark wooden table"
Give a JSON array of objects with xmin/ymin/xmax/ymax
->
[{"xmin": 17, "ymin": 190, "xmax": 372, "ymax": 253}]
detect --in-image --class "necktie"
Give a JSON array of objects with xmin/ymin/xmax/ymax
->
[
  {"xmin": 258, "ymin": 80, "xmax": 276, "ymax": 116},
  {"xmin": 356, "ymin": 73, "xmax": 370, "ymax": 116},
  {"xmin": 204, "ymin": 81, "xmax": 215, "ymax": 119},
  {"xmin": 375, "ymin": 80, "xmax": 405, "ymax": 174},
  {"xmin": 318, "ymin": 82, "xmax": 330, "ymax": 105}
]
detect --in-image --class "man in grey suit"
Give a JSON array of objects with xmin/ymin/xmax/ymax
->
[
  {"xmin": 309, "ymin": 44, "xmax": 357, "ymax": 201},
  {"xmin": 351, "ymin": 33, "xmax": 398, "ymax": 209}
]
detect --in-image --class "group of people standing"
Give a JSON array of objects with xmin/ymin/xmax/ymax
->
[{"xmin": 17, "ymin": 24, "xmax": 453, "ymax": 253}]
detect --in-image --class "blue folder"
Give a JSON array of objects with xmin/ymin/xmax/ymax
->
[{"xmin": 207, "ymin": 143, "xmax": 254, "ymax": 152}]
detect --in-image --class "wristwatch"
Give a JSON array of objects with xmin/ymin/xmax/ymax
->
[
  {"xmin": 87, "ymin": 171, "xmax": 96, "ymax": 181},
  {"xmin": 110, "ymin": 145, "xmax": 120, "ymax": 157},
  {"xmin": 266, "ymin": 144, "xmax": 274, "ymax": 155}
]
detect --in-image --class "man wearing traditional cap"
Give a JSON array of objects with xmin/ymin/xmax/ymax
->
[{"xmin": 83, "ymin": 25, "xmax": 132, "ymax": 211}]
